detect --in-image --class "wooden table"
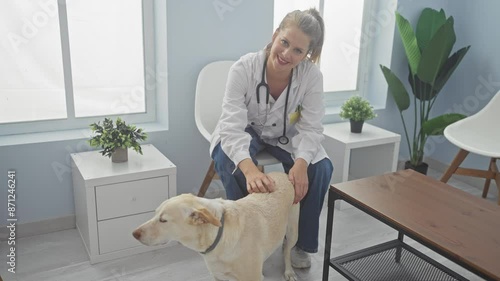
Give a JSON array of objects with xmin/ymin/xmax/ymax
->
[{"xmin": 322, "ymin": 169, "xmax": 500, "ymax": 281}]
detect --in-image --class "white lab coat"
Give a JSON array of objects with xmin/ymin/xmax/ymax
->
[{"xmin": 210, "ymin": 50, "xmax": 328, "ymax": 168}]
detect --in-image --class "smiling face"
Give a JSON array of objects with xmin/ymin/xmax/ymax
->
[{"xmin": 267, "ymin": 25, "xmax": 311, "ymax": 76}]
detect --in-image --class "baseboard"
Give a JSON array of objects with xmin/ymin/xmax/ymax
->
[{"xmin": 0, "ymin": 215, "xmax": 75, "ymax": 241}]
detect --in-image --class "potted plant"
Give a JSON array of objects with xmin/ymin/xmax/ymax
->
[
  {"xmin": 380, "ymin": 8, "xmax": 470, "ymax": 174},
  {"xmin": 88, "ymin": 117, "xmax": 148, "ymax": 163},
  {"xmin": 339, "ymin": 95, "xmax": 377, "ymax": 133}
]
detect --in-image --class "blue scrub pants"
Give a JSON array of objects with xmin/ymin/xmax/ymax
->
[{"xmin": 211, "ymin": 127, "xmax": 333, "ymax": 253}]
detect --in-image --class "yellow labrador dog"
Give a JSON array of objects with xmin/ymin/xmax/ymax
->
[{"xmin": 133, "ymin": 172, "xmax": 299, "ymax": 281}]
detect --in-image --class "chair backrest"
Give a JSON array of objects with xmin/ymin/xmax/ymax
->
[
  {"xmin": 444, "ymin": 91, "xmax": 500, "ymax": 157},
  {"xmin": 458, "ymin": 90, "xmax": 500, "ymax": 128},
  {"xmin": 194, "ymin": 61, "xmax": 235, "ymax": 141},
  {"xmin": 473, "ymin": 90, "xmax": 500, "ymax": 121}
]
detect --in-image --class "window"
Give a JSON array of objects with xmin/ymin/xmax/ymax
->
[
  {"xmin": 1, "ymin": 0, "xmax": 66, "ymax": 124},
  {"xmin": 67, "ymin": 0, "xmax": 146, "ymax": 118},
  {"xmin": 274, "ymin": 0, "xmax": 397, "ymax": 109},
  {"xmin": 0, "ymin": 0, "xmax": 157, "ymax": 136}
]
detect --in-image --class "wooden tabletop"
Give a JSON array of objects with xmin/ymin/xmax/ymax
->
[{"xmin": 330, "ymin": 169, "xmax": 500, "ymax": 281}]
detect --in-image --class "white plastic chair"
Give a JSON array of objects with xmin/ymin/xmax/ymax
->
[
  {"xmin": 194, "ymin": 61, "xmax": 280, "ymax": 197},
  {"xmin": 440, "ymin": 91, "xmax": 500, "ymax": 204}
]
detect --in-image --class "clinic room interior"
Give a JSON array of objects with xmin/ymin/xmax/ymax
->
[{"xmin": 1, "ymin": 0, "xmax": 499, "ymax": 280}]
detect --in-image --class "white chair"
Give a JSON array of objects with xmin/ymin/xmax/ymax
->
[
  {"xmin": 194, "ymin": 61, "xmax": 280, "ymax": 197},
  {"xmin": 440, "ymin": 91, "xmax": 500, "ymax": 204}
]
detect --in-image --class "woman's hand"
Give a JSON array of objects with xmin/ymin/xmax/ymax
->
[
  {"xmin": 238, "ymin": 158, "xmax": 276, "ymax": 194},
  {"xmin": 289, "ymin": 158, "xmax": 308, "ymax": 204}
]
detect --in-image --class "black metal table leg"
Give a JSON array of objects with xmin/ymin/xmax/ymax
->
[
  {"xmin": 395, "ymin": 231, "xmax": 404, "ymax": 263},
  {"xmin": 322, "ymin": 189, "xmax": 338, "ymax": 281}
]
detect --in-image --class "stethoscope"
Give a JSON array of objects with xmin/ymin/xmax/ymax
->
[{"xmin": 251, "ymin": 57, "xmax": 292, "ymax": 145}]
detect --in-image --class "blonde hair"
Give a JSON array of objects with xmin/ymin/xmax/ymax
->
[{"xmin": 268, "ymin": 8, "xmax": 325, "ymax": 63}]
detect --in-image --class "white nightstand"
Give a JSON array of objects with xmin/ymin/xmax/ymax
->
[
  {"xmin": 323, "ymin": 122, "xmax": 401, "ymax": 184},
  {"xmin": 71, "ymin": 144, "xmax": 176, "ymax": 264}
]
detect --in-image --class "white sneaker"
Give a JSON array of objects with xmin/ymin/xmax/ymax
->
[{"xmin": 291, "ymin": 246, "xmax": 311, "ymax": 268}]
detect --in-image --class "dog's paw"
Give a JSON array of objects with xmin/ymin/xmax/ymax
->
[{"xmin": 284, "ymin": 270, "xmax": 298, "ymax": 281}]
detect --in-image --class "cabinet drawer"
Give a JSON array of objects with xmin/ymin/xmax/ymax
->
[
  {"xmin": 98, "ymin": 211, "xmax": 154, "ymax": 254},
  {"xmin": 96, "ymin": 176, "xmax": 168, "ymax": 221}
]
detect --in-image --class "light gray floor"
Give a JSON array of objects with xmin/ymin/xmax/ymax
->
[{"xmin": 0, "ymin": 168, "xmax": 497, "ymax": 281}]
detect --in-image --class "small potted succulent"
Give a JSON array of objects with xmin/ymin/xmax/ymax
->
[
  {"xmin": 339, "ymin": 96, "xmax": 377, "ymax": 133},
  {"xmin": 88, "ymin": 117, "xmax": 147, "ymax": 163}
]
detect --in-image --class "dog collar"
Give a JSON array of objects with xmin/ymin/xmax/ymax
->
[{"xmin": 200, "ymin": 211, "xmax": 225, "ymax": 255}]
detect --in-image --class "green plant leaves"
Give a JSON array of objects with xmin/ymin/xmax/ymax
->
[
  {"xmin": 417, "ymin": 17, "xmax": 456, "ymax": 85},
  {"xmin": 433, "ymin": 46, "xmax": 471, "ymax": 94},
  {"xmin": 380, "ymin": 65, "xmax": 410, "ymax": 112},
  {"xmin": 88, "ymin": 117, "xmax": 148, "ymax": 158},
  {"xmin": 381, "ymin": 8, "xmax": 469, "ymax": 166},
  {"xmin": 421, "ymin": 113, "xmax": 467, "ymax": 135},
  {"xmin": 409, "ymin": 72, "xmax": 434, "ymax": 101},
  {"xmin": 416, "ymin": 8, "xmax": 447, "ymax": 51},
  {"xmin": 339, "ymin": 96, "xmax": 376, "ymax": 121},
  {"xmin": 396, "ymin": 12, "xmax": 421, "ymax": 76}
]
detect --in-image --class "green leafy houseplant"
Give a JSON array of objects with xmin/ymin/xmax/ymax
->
[
  {"xmin": 339, "ymin": 96, "xmax": 377, "ymax": 122},
  {"xmin": 339, "ymin": 95, "xmax": 377, "ymax": 133},
  {"xmin": 88, "ymin": 117, "xmax": 147, "ymax": 160},
  {"xmin": 380, "ymin": 8, "xmax": 470, "ymax": 169}
]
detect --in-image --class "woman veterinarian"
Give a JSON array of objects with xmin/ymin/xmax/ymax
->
[{"xmin": 210, "ymin": 8, "xmax": 333, "ymax": 268}]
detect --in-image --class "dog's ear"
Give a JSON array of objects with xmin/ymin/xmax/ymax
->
[{"xmin": 188, "ymin": 208, "xmax": 222, "ymax": 227}]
